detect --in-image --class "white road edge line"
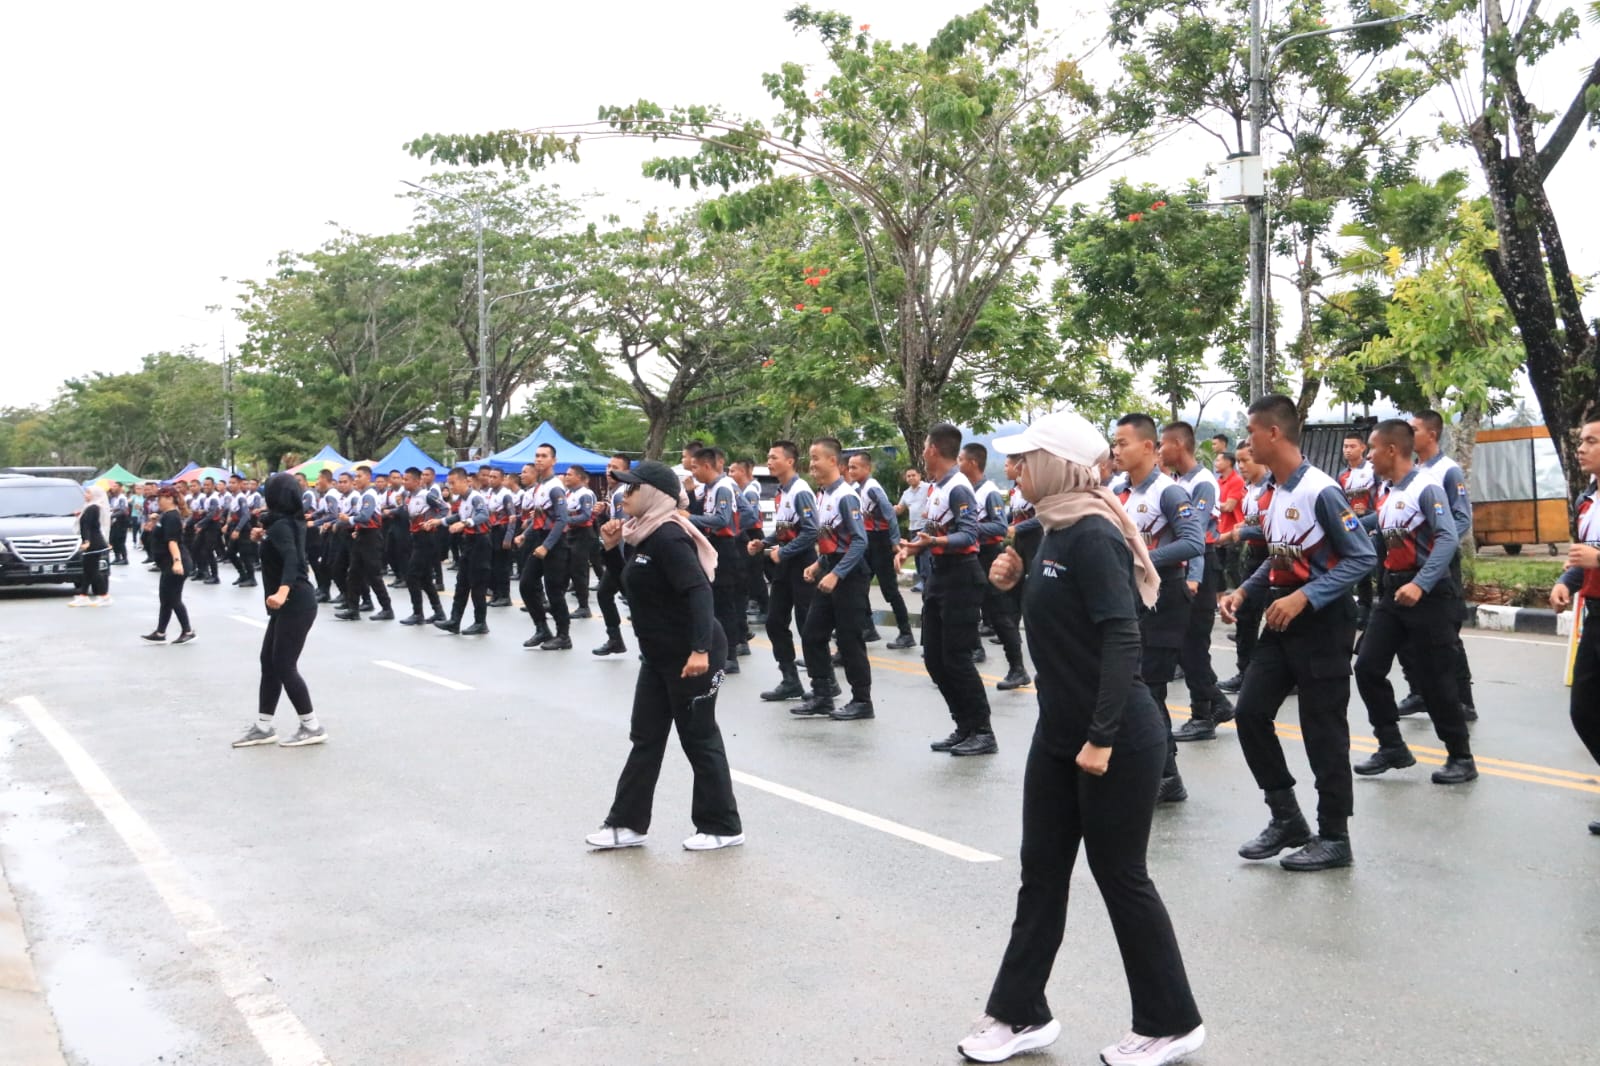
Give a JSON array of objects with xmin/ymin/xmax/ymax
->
[
  {"xmin": 730, "ymin": 769, "xmax": 1001, "ymax": 863},
  {"xmin": 230, "ymin": 614, "xmax": 269, "ymax": 630},
  {"xmin": 9, "ymin": 695, "xmax": 332, "ymax": 1066},
  {"xmin": 372, "ymin": 660, "xmax": 474, "ymax": 691}
]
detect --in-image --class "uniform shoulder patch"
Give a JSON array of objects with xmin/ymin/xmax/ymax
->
[
  {"xmin": 1174, "ymin": 502, "xmax": 1193, "ymax": 517},
  {"xmin": 1340, "ymin": 511, "xmax": 1360, "ymax": 532}
]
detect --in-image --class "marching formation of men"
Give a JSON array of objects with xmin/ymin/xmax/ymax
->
[{"xmin": 132, "ymin": 400, "xmax": 1600, "ymax": 860}]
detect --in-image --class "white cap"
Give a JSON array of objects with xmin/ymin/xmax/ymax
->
[{"xmin": 991, "ymin": 411, "xmax": 1109, "ymax": 467}]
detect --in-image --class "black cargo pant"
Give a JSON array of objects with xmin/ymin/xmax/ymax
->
[
  {"xmin": 978, "ymin": 541, "xmax": 1025, "ymax": 671},
  {"xmin": 522, "ymin": 536, "xmax": 571, "ymax": 635},
  {"xmin": 405, "ymin": 526, "xmax": 444, "ymax": 618},
  {"xmin": 1572, "ymin": 599, "xmax": 1600, "ymax": 767},
  {"xmin": 450, "ymin": 533, "xmax": 490, "ymax": 625},
  {"xmin": 923, "ymin": 554, "xmax": 992, "ymax": 736},
  {"xmin": 305, "ymin": 526, "xmax": 325, "ymax": 592},
  {"xmin": 866, "ymin": 531, "xmax": 912, "ymax": 636},
  {"xmin": 110, "ymin": 514, "xmax": 129, "ymax": 562},
  {"xmin": 385, "ymin": 519, "xmax": 411, "ymax": 580},
  {"xmin": 346, "ymin": 529, "xmax": 392, "ymax": 611},
  {"xmin": 1235, "ymin": 593, "xmax": 1357, "ymax": 839},
  {"xmin": 1397, "ymin": 551, "xmax": 1475, "ymax": 708},
  {"xmin": 744, "ymin": 531, "xmax": 770, "ymax": 614},
  {"xmin": 567, "ymin": 526, "xmax": 598, "ymax": 610},
  {"xmin": 1233, "ymin": 544, "xmax": 1266, "ymax": 674},
  {"xmin": 986, "ymin": 732, "xmax": 1202, "ymax": 1035},
  {"xmin": 491, "ymin": 525, "xmax": 514, "ymax": 599},
  {"xmin": 766, "ymin": 550, "xmax": 815, "ymax": 677},
  {"xmin": 708, "ymin": 536, "xmax": 744, "ymax": 658},
  {"xmin": 325, "ymin": 530, "xmax": 351, "ymax": 600},
  {"xmin": 1139, "ymin": 575, "xmax": 1189, "ymax": 780},
  {"xmin": 605, "ymin": 622, "xmax": 740, "ymax": 837},
  {"xmin": 1355, "ymin": 574, "xmax": 1470, "ymax": 757},
  {"xmin": 802, "ymin": 565, "xmax": 871, "ymax": 704},
  {"xmin": 1180, "ymin": 547, "xmax": 1226, "ymax": 718}
]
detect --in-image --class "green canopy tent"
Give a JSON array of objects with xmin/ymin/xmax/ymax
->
[{"xmin": 92, "ymin": 463, "xmax": 146, "ymax": 486}]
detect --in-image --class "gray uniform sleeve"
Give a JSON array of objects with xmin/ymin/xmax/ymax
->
[
  {"xmin": 1413, "ymin": 483, "xmax": 1459, "ymax": 593},
  {"xmin": 1438, "ymin": 464, "xmax": 1472, "ymax": 538},
  {"xmin": 1148, "ymin": 486, "xmax": 1204, "ymax": 572},
  {"xmin": 1303, "ymin": 487, "xmax": 1379, "ymax": 609}
]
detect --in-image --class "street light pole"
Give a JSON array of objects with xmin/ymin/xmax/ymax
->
[
  {"xmin": 402, "ymin": 180, "xmax": 488, "ymax": 457},
  {"xmin": 1245, "ymin": 10, "xmax": 1419, "ymax": 402}
]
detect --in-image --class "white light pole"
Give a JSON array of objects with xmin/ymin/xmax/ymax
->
[
  {"xmin": 1245, "ymin": 10, "xmax": 1420, "ymax": 400},
  {"xmin": 482, "ymin": 282, "xmax": 573, "ymax": 451},
  {"xmin": 403, "ymin": 180, "xmax": 488, "ymax": 456}
]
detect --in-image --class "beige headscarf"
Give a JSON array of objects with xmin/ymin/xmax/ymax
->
[
  {"xmin": 1025, "ymin": 448, "xmax": 1160, "ymax": 609},
  {"xmin": 621, "ymin": 483, "xmax": 718, "ymax": 580},
  {"xmin": 86, "ymin": 484, "xmax": 111, "ymax": 543}
]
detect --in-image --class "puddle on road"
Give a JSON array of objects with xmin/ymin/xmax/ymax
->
[{"xmin": 1, "ymin": 723, "xmax": 196, "ymax": 1064}]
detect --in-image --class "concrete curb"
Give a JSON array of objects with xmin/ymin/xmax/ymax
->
[
  {"xmin": 1466, "ymin": 602, "xmax": 1572, "ymax": 637},
  {"xmin": 0, "ymin": 854, "xmax": 67, "ymax": 1066}
]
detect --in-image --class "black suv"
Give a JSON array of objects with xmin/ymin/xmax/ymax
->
[{"xmin": 0, "ymin": 475, "xmax": 87, "ymax": 586}]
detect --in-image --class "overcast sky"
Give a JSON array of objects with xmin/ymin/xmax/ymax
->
[{"xmin": 3, "ymin": 0, "xmax": 1594, "ymax": 416}]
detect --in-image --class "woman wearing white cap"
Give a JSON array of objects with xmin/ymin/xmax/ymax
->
[{"xmin": 957, "ymin": 411, "xmax": 1203, "ymax": 1066}]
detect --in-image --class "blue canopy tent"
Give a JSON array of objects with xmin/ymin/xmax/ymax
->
[
  {"xmin": 371, "ymin": 436, "xmax": 445, "ymax": 477},
  {"xmin": 162, "ymin": 461, "xmax": 201, "ymax": 485},
  {"xmin": 165, "ymin": 464, "xmax": 237, "ymax": 484},
  {"xmin": 485, "ymin": 422, "xmax": 611, "ymax": 475}
]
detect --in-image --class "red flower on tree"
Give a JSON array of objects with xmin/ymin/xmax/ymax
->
[
  {"xmin": 1128, "ymin": 212, "xmax": 1144, "ymax": 222},
  {"xmin": 762, "ymin": 359, "xmax": 776, "ymax": 368},
  {"xmin": 821, "ymin": 307, "xmax": 833, "ymax": 314},
  {"xmin": 860, "ymin": 23, "xmax": 870, "ymax": 30},
  {"xmin": 1150, "ymin": 200, "xmax": 1167, "ymax": 210},
  {"xmin": 806, "ymin": 276, "xmax": 822, "ymax": 287},
  {"xmin": 795, "ymin": 304, "xmax": 806, "ymax": 311},
  {"xmin": 817, "ymin": 267, "xmax": 829, "ymax": 276}
]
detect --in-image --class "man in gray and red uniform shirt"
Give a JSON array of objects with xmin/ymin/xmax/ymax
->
[{"xmin": 1220, "ymin": 395, "xmax": 1376, "ymax": 873}]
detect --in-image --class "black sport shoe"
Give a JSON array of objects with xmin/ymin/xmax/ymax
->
[
  {"xmin": 527, "ymin": 627, "xmax": 554, "ymax": 646},
  {"xmin": 592, "ymin": 636, "xmax": 628, "ymax": 656},
  {"xmin": 760, "ymin": 676, "xmax": 805, "ymax": 702},
  {"xmin": 864, "ymin": 629, "xmax": 882, "ymax": 643},
  {"xmin": 398, "ymin": 614, "xmax": 425, "ymax": 626},
  {"xmin": 1280, "ymin": 835, "xmax": 1353, "ymax": 871},
  {"xmin": 540, "ymin": 634, "xmax": 573, "ymax": 651},
  {"xmin": 370, "ymin": 608, "xmax": 395, "ymax": 621},
  {"xmin": 1353, "ymin": 745, "xmax": 1416, "ymax": 776},
  {"xmin": 950, "ymin": 732, "xmax": 998, "ymax": 757},
  {"xmin": 790, "ymin": 694, "xmax": 834, "ymax": 717},
  {"xmin": 1396, "ymin": 693, "xmax": 1426, "ymax": 716},
  {"xmin": 1462, "ymin": 703, "xmax": 1479, "ymax": 722},
  {"xmin": 334, "ymin": 610, "xmax": 361, "ymax": 621},
  {"xmin": 172, "ymin": 631, "xmax": 198, "ymax": 646},
  {"xmin": 829, "ymin": 701, "xmax": 875, "ymax": 721},
  {"xmin": 570, "ymin": 607, "xmax": 592, "ymax": 619},
  {"xmin": 461, "ymin": 622, "xmax": 489, "ymax": 636},
  {"xmin": 996, "ymin": 667, "xmax": 1031, "ymax": 691},
  {"xmin": 140, "ymin": 631, "xmax": 166, "ymax": 643},
  {"xmin": 1431, "ymin": 756, "xmax": 1478, "ymax": 784},
  {"xmin": 1173, "ymin": 718, "xmax": 1217, "ymax": 742},
  {"xmin": 977, "ymin": 623, "xmax": 996, "ymax": 638},
  {"xmin": 930, "ymin": 730, "xmax": 968, "ymax": 752},
  {"xmin": 734, "ymin": 643, "xmax": 751, "ymax": 657},
  {"xmin": 1211, "ymin": 693, "xmax": 1235, "ymax": 723},
  {"xmin": 488, "ymin": 597, "xmax": 512, "ymax": 608},
  {"xmin": 1156, "ymin": 774, "xmax": 1188, "ymax": 803},
  {"xmin": 238, "ymin": 579, "xmax": 257, "ymax": 588},
  {"xmin": 723, "ymin": 660, "xmax": 741, "ymax": 674},
  {"xmin": 1238, "ymin": 808, "xmax": 1312, "ymax": 860},
  {"xmin": 1217, "ymin": 673, "xmax": 1243, "ymax": 693},
  {"xmin": 887, "ymin": 632, "xmax": 916, "ymax": 650},
  {"xmin": 1589, "ymin": 820, "xmax": 1600, "ymax": 835},
  {"xmin": 971, "ymin": 646, "xmax": 987, "ymax": 664},
  {"xmin": 434, "ymin": 618, "xmax": 461, "ymax": 634}
]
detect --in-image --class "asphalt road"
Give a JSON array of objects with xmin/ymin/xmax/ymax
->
[{"xmin": 1, "ymin": 563, "xmax": 1597, "ymax": 1066}]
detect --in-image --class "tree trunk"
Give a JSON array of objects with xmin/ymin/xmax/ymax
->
[
  {"xmin": 893, "ymin": 301, "xmax": 939, "ymax": 465},
  {"xmin": 1451, "ymin": 400, "xmax": 1483, "ymax": 563},
  {"xmin": 642, "ymin": 414, "xmax": 670, "ymax": 461}
]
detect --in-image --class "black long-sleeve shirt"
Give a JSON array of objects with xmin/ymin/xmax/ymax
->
[
  {"xmin": 1023, "ymin": 517, "xmax": 1166, "ymax": 753},
  {"xmin": 79, "ymin": 505, "xmax": 107, "ymax": 553},
  {"xmin": 260, "ymin": 514, "xmax": 312, "ymax": 604},
  {"xmin": 603, "ymin": 523, "xmax": 719, "ymax": 667}
]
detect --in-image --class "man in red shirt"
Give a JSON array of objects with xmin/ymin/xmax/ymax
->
[{"xmin": 1214, "ymin": 449, "xmax": 1247, "ymax": 589}]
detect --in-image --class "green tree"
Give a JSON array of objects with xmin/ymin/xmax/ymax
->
[
  {"xmin": 1052, "ymin": 181, "xmax": 1248, "ymax": 419},
  {"xmin": 1422, "ymin": 0, "xmax": 1600, "ymax": 500},
  {"xmin": 399, "ymin": 172, "xmax": 589, "ymax": 454},
  {"xmin": 42, "ymin": 352, "xmax": 225, "ymax": 474},
  {"xmin": 236, "ymin": 230, "xmax": 454, "ymax": 459},
  {"xmin": 1109, "ymin": 0, "xmax": 1452, "ymax": 414},
  {"xmin": 408, "ymin": 0, "xmax": 1159, "ymax": 456}
]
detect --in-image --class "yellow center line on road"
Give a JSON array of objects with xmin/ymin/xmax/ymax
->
[{"xmin": 746, "ymin": 637, "xmax": 1600, "ymax": 797}]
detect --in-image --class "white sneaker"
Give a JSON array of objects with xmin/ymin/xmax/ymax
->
[
  {"xmin": 958, "ymin": 1015, "xmax": 1061, "ymax": 1062},
  {"xmin": 585, "ymin": 825, "xmax": 647, "ymax": 849},
  {"xmin": 67, "ymin": 595, "xmax": 89, "ymax": 607},
  {"xmin": 682, "ymin": 832, "xmax": 745, "ymax": 851},
  {"xmin": 92, "ymin": 596, "xmax": 112, "ymax": 607},
  {"xmin": 1100, "ymin": 1024, "xmax": 1206, "ymax": 1066}
]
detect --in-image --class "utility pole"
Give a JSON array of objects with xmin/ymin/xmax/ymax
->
[{"xmin": 1244, "ymin": 9, "xmax": 1419, "ymax": 403}]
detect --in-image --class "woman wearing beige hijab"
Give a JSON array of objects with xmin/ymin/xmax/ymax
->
[
  {"xmin": 585, "ymin": 460, "xmax": 744, "ymax": 853},
  {"xmin": 70, "ymin": 484, "xmax": 113, "ymax": 607},
  {"xmin": 957, "ymin": 412, "xmax": 1203, "ymax": 1066}
]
